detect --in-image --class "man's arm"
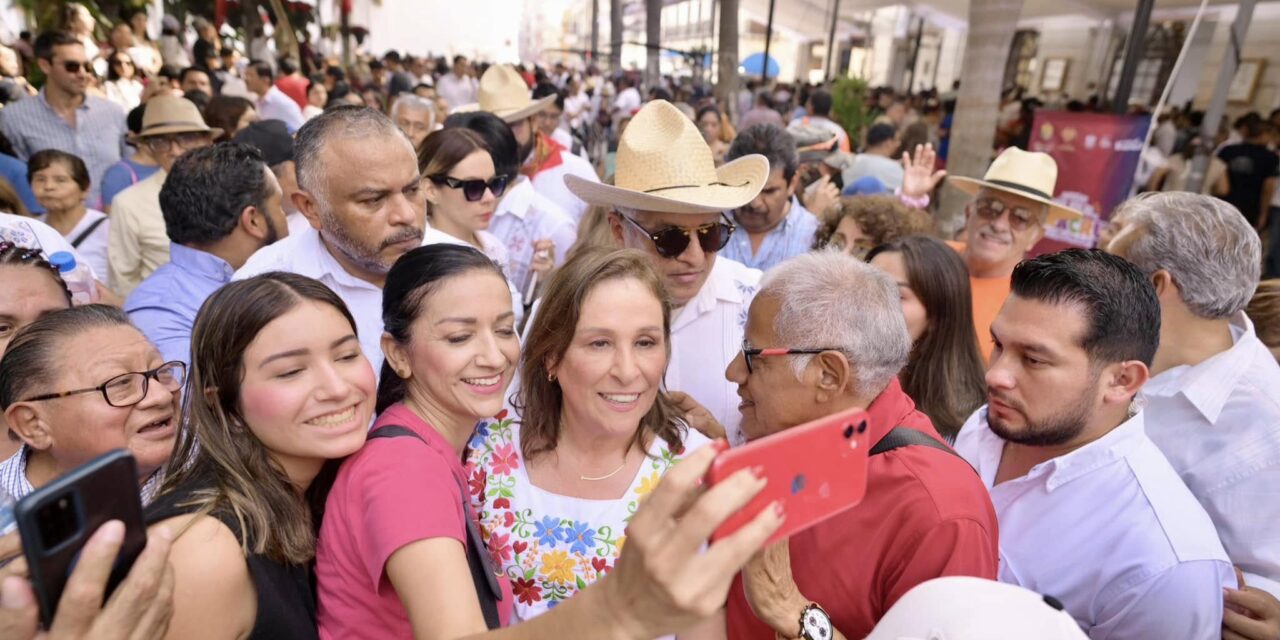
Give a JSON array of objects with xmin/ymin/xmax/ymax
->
[{"xmin": 1090, "ymin": 560, "xmax": 1234, "ymax": 640}]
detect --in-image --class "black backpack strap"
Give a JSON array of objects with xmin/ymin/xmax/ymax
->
[
  {"xmin": 871, "ymin": 427, "xmax": 975, "ymax": 475},
  {"xmin": 367, "ymin": 425, "xmax": 504, "ymax": 629},
  {"xmin": 70, "ymin": 216, "xmax": 107, "ymax": 248}
]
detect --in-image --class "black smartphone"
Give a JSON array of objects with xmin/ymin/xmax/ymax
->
[{"xmin": 15, "ymin": 449, "xmax": 147, "ymax": 628}]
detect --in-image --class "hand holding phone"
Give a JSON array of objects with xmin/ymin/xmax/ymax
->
[{"xmin": 704, "ymin": 407, "xmax": 871, "ymax": 546}]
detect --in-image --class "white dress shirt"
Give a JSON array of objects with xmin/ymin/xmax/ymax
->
[
  {"xmin": 234, "ymin": 224, "xmax": 465, "ymax": 375},
  {"xmin": 488, "ymin": 178, "xmax": 578, "ymax": 292},
  {"xmin": 256, "ymin": 85, "xmax": 305, "ymax": 132},
  {"xmin": 668, "ymin": 257, "xmax": 760, "ymax": 446},
  {"xmin": 529, "ymin": 150, "xmax": 597, "ymax": 222},
  {"xmin": 955, "ymin": 408, "xmax": 1235, "ymax": 640},
  {"xmin": 436, "ymin": 72, "xmax": 478, "ymax": 110},
  {"xmin": 1142, "ymin": 312, "xmax": 1280, "ymax": 597}
]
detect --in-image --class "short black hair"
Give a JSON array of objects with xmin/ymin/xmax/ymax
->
[
  {"xmin": 158, "ymin": 64, "xmax": 182, "ymax": 81},
  {"xmin": 247, "ymin": 59, "xmax": 274, "ymax": 83},
  {"xmin": 531, "ymin": 82, "xmax": 564, "ymax": 111},
  {"xmin": 28, "ymin": 149, "xmax": 90, "ymax": 191},
  {"xmin": 180, "ymin": 66, "xmax": 209, "ymax": 84},
  {"xmin": 866, "ymin": 123, "xmax": 897, "ymax": 147},
  {"xmin": 726, "ymin": 123, "xmax": 799, "ymax": 182},
  {"xmin": 443, "ymin": 111, "xmax": 520, "ymax": 178},
  {"xmin": 809, "ymin": 89, "xmax": 833, "ymax": 117},
  {"xmin": 278, "ymin": 57, "xmax": 299, "ymax": 75},
  {"xmin": 160, "ymin": 143, "xmax": 273, "ymax": 247},
  {"xmin": 34, "ymin": 31, "xmax": 80, "ymax": 60},
  {"xmin": 1009, "ymin": 249, "xmax": 1160, "ymax": 367}
]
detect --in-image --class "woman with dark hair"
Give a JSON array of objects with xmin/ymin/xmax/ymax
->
[
  {"xmin": 866, "ymin": 236, "xmax": 986, "ymax": 440},
  {"xmin": 303, "ymin": 77, "xmax": 327, "ymax": 120},
  {"xmin": 419, "ymin": 128, "xmax": 514, "ymax": 277},
  {"xmin": 203, "ymin": 95, "xmax": 260, "ymax": 142},
  {"xmin": 470, "ymin": 247, "xmax": 716, "ymax": 638},
  {"xmin": 103, "ymin": 50, "xmax": 143, "ymax": 110},
  {"xmin": 29, "ymin": 149, "xmax": 110, "ymax": 279},
  {"xmin": 695, "ymin": 104, "xmax": 733, "ymax": 166},
  {"xmin": 148, "ymin": 272, "xmax": 377, "ymax": 639}
]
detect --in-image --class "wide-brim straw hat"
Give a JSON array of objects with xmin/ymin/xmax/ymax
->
[
  {"xmin": 947, "ymin": 147, "xmax": 1081, "ymax": 218},
  {"xmin": 455, "ymin": 64, "xmax": 554, "ymax": 124},
  {"xmin": 128, "ymin": 95, "xmax": 222, "ymax": 142},
  {"xmin": 565, "ymin": 100, "xmax": 768, "ymax": 214}
]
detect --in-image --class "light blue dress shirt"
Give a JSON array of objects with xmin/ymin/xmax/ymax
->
[
  {"xmin": 721, "ymin": 196, "xmax": 819, "ymax": 272},
  {"xmin": 124, "ymin": 243, "xmax": 235, "ymax": 366}
]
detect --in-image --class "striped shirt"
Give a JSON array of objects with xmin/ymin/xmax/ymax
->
[
  {"xmin": 0, "ymin": 89, "xmax": 127, "ymax": 208},
  {"xmin": 0, "ymin": 445, "xmax": 161, "ymax": 505}
]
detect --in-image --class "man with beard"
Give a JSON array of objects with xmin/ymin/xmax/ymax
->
[
  {"xmin": 126, "ymin": 143, "xmax": 287, "ymax": 365},
  {"xmin": 946, "ymin": 147, "xmax": 1079, "ymax": 361},
  {"xmin": 719, "ymin": 124, "xmax": 819, "ymax": 272},
  {"xmin": 954, "ymin": 249, "xmax": 1235, "ymax": 640},
  {"xmin": 233, "ymin": 119, "xmax": 310, "ymax": 236},
  {"xmin": 234, "ymin": 105, "xmax": 463, "ymax": 372}
]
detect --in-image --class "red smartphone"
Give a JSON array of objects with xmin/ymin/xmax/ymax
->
[{"xmin": 705, "ymin": 407, "xmax": 871, "ymax": 546}]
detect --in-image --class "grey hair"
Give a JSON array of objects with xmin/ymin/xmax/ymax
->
[
  {"xmin": 0, "ymin": 305, "xmax": 134, "ymax": 409},
  {"xmin": 726, "ymin": 123, "xmax": 799, "ymax": 181},
  {"xmin": 294, "ymin": 106, "xmax": 412, "ymax": 207},
  {"xmin": 390, "ymin": 94, "xmax": 437, "ymax": 128},
  {"xmin": 1112, "ymin": 192, "xmax": 1261, "ymax": 318},
  {"xmin": 760, "ymin": 250, "xmax": 910, "ymax": 398}
]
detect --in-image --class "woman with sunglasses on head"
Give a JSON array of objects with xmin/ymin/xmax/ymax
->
[
  {"xmin": 316, "ymin": 243, "xmax": 784, "ymax": 640},
  {"xmin": 0, "ymin": 304, "xmax": 181, "ymax": 503},
  {"xmin": 469, "ymin": 247, "xmax": 717, "ymax": 639},
  {"xmin": 146, "ymin": 272, "xmax": 376, "ymax": 639}
]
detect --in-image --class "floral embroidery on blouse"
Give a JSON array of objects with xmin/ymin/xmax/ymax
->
[{"xmin": 466, "ymin": 411, "xmax": 698, "ymax": 619}]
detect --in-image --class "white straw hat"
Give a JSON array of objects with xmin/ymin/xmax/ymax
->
[
  {"xmin": 947, "ymin": 147, "xmax": 1082, "ymax": 219},
  {"xmin": 865, "ymin": 577, "xmax": 1089, "ymax": 640},
  {"xmin": 565, "ymin": 100, "xmax": 769, "ymax": 214},
  {"xmin": 455, "ymin": 64, "xmax": 554, "ymax": 124}
]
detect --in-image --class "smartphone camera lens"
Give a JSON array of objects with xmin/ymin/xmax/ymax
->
[
  {"xmin": 857, "ymin": 420, "xmax": 868, "ymax": 433},
  {"xmin": 843, "ymin": 424, "xmax": 855, "ymax": 438}
]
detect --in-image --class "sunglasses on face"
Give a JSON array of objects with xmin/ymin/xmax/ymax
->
[
  {"xmin": 618, "ymin": 213, "xmax": 736, "ymax": 259},
  {"xmin": 972, "ymin": 196, "xmax": 1041, "ymax": 232},
  {"xmin": 112, "ymin": 58, "xmax": 134, "ymax": 67},
  {"xmin": 429, "ymin": 174, "xmax": 511, "ymax": 202},
  {"xmin": 59, "ymin": 60, "xmax": 93, "ymax": 74}
]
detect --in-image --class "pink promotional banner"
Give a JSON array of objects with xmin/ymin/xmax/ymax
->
[{"xmin": 1026, "ymin": 111, "xmax": 1151, "ymax": 252}]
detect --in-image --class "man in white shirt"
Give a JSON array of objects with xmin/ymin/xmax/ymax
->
[
  {"xmin": 1106, "ymin": 192, "xmax": 1280, "ymax": 600},
  {"xmin": 243, "ymin": 59, "xmax": 304, "ymax": 132},
  {"xmin": 611, "ymin": 75, "xmax": 641, "ymax": 120},
  {"xmin": 235, "ymin": 106, "xmax": 462, "ymax": 373},
  {"xmin": 954, "ymin": 249, "xmax": 1235, "ymax": 640},
  {"xmin": 564, "ymin": 100, "xmax": 769, "ymax": 445},
  {"xmin": 436, "ymin": 55, "xmax": 477, "ymax": 111}
]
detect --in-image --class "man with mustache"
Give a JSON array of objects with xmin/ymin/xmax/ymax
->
[
  {"xmin": 954, "ymin": 249, "xmax": 1235, "ymax": 639},
  {"xmin": 234, "ymin": 105, "xmax": 463, "ymax": 373},
  {"xmin": 947, "ymin": 148, "xmax": 1081, "ymax": 361},
  {"xmin": 719, "ymin": 124, "xmax": 820, "ymax": 272}
]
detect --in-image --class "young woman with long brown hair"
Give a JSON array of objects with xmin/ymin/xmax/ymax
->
[{"xmin": 866, "ymin": 236, "xmax": 986, "ymax": 441}]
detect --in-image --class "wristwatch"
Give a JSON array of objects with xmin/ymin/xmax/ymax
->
[{"xmin": 798, "ymin": 602, "xmax": 832, "ymax": 640}]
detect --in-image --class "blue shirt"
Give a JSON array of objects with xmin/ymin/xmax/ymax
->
[
  {"xmin": 721, "ymin": 197, "xmax": 819, "ymax": 272},
  {"xmin": 100, "ymin": 157, "xmax": 162, "ymax": 208},
  {"xmin": 124, "ymin": 244, "xmax": 234, "ymax": 366},
  {"xmin": 0, "ymin": 89, "xmax": 126, "ymax": 208},
  {"xmin": 0, "ymin": 153, "xmax": 41, "ymax": 214}
]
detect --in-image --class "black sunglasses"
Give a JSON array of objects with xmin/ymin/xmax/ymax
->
[
  {"xmin": 60, "ymin": 60, "xmax": 93, "ymax": 74},
  {"xmin": 429, "ymin": 175, "xmax": 511, "ymax": 202},
  {"xmin": 619, "ymin": 214, "xmax": 736, "ymax": 259}
]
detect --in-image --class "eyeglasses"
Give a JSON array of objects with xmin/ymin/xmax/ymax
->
[
  {"xmin": 60, "ymin": 60, "xmax": 93, "ymax": 74},
  {"xmin": 618, "ymin": 214, "xmax": 736, "ymax": 259},
  {"xmin": 971, "ymin": 196, "xmax": 1042, "ymax": 232},
  {"xmin": 429, "ymin": 175, "xmax": 511, "ymax": 202},
  {"xmin": 21, "ymin": 361, "xmax": 187, "ymax": 408},
  {"xmin": 143, "ymin": 132, "xmax": 210, "ymax": 154},
  {"xmin": 827, "ymin": 233, "xmax": 876, "ymax": 259},
  {"xmin": 741, "ymin": 343, "xmax": 840, "ymax": 374}
]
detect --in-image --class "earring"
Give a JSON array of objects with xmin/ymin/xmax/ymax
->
[{"xmin": 548, "ymin": 372, "xmax": 556, "ymax": 382}]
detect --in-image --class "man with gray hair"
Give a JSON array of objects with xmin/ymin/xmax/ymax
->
[
  {"xmin": 234, "ymin": 105, "xmax": 462, "ymax": 372},
  {"xmin": 721, "ymin": 124, "xmax": 819, "ymax": 272},
  {"xmin": 1107, "ymin": 191, "xmax": 1280, "ymax": 601},
  {"xmin": 390, "ymin": 94, "xmax": 435, "ymax": 152},
  {"xmin": 725, "ymin": 250, "xmax": 999, "ymax": 640}
]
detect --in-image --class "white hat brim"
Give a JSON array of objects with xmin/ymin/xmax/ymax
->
[
  {"xmin": 565, "ymin": 154, "xmax": 770, "ymax": 214},
  {"xmin": 947, "ymin": 175, "xmax": 1083, "ymax": 219}
]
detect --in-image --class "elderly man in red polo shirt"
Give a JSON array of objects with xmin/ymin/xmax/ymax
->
[{"xmin": 723, "ymin": 250, "xmax": 999, "ymax": 640}]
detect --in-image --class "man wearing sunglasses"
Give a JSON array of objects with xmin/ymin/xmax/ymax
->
[
  {"xmin": 1, "ymin": 31, "xmax": 127, "ymax": 210},
  {"xmin": 946, "ymin": 147, "xmax": 1082, "ymax": 361},
  {"xmin": 564, "ymin": 99, "xmax": 769, "ymax": 446}
]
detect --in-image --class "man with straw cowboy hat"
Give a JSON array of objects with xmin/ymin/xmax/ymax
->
[
  {"xmin": 108, "ymin": 95, "xmax": 219, "ymax": 295},
  {"xmin": 460, "ymin": 64, "xmax": 599, "ymax": 221},
  {"xmin": 562, "ymin": 99, "xmax": 771, "ymax": 445},
  {"xmin": 946, "ymin": 147, "xmax": 1084, "ymax": 361}
]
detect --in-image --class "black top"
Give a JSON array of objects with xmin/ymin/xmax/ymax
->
[
  {"xmin": 146, "ymin": 473, "xmax": 319, "ymax": 640},
  {"xmin": 1217, "ymin": 142, "xmax": 1280, "ymax": 225}
]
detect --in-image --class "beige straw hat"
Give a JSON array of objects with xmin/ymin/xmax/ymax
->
[
  {"xmin": 565, "ymin": 100, "xmax": 769, "ymax": 214},
  {"xmin": 128, "ymin": 95, "xmax": 222, "ymax": 142},
  {"xmin": 947, "ymin": 147, "xmax": 1081, "ymax": 218},
  {"xmin": 456, "ymin": 64, "xmax": 554, "ymax": 124}
]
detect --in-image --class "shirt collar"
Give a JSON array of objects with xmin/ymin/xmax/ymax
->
[
  {"xmin": 495, "ymin": 178, "xmax": 534, "ymax": 220},
  {"xmin": 673, "ymin": 258, "xmax": 751, "ymax": 329},
  {"xmin": 1144, "ymin": 311, "xmax": 1257, "ymax": 424},
  {"xmin": 293, "ymin": 225, "xmax": 382, "ymax": 292},
  {"xmin": 168, "ymin": 244, "xmax": 235, "ymax": 282},
  {"xmin": 863, "ymin": 378, "xmax": 918, "ymax": 442},
  {"xmin": 983, "ymin": 409, "xmax": 1147, "ymax": 492},
  {"xmin": 38, "ymin": 88, "xmax": 91, "ymax": 113}
]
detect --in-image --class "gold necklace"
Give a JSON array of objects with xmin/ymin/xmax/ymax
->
[{"xmin": 580, "ymin": 459, "xmax": 628, "ymax": 482}]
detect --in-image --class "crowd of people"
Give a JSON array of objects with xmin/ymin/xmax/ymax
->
[{"xmin": 0, "ymin": 7, "xmax": 1278, "ymax": 640}]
